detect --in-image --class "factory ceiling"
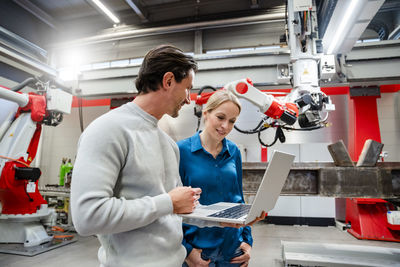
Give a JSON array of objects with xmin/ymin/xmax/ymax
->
[{"xmin": 2, "ymin": 0, "xmax": 400, "ymax": 47}]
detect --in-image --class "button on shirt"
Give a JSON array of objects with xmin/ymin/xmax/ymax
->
[{"xmin": 177, "ymin": 132, "xmax": 253, "ymax": 260}]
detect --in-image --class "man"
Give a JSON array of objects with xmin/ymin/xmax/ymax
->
[{"xmin": 71, "ymin": 45, "xmax": 202, "ymax": 267}]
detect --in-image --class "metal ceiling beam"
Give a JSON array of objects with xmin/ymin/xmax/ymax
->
[
  {"xmin": 0, "ymin": 26, "xmax": 56, "ymax": 78},
  {"xmin": 342, "ymin": 40, "xmax": 400, "ymax": 83},
  {"xmin": 0, "ymin": 46, "xmax": 57, "ymax": 78},
  {"xmin": 124, "ymin": 0, "xmax": 148, "ymax": 22},
  {"xmin": 388, "ymin": 25, "xmax": 400, "ymax": 40},
  {"xmin": 13, "ymin": 0, "xmax": 58, "ymax": 29},
  {"xmin": 52, "ymin": 12, "xmax": 285, "ymax": 48},
  {"xmin": 63, "ymin": 49, "xmax": 291, "ymax": 97},
  {"xmin": 64, "ymin": 40, "xmax": 400, "ymax": 97},
  {"xmin": 0, "ymin": 26, "xmax": 47, "ymax": 61}
]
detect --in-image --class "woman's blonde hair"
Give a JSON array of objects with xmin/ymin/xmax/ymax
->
[{"xmin": 203, "ymin": 90, "xmax": 241, "ymax": 114}]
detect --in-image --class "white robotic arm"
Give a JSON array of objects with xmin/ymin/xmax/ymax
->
[
  {"xmin": 193, "ymin": 79, "xmax": 298, "ymax": 146},
  {"xmin": 284, "ymin": 0, "xmax": 336, "ymax": 128},
  {"xmin": 197, "ymin": 0, "xmax": 337, "ymax": 130},
  {"xmin": 222, "ymin": 78, "xmax": 298, "ymax": 125}
]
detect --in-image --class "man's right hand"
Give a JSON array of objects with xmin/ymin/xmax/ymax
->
[
  {"xmin": 185, "ymin": 248, "xmax": 210, "ymax": 267},
  {"xmin": 168, "ymin": 186, "xmax": 201, "ymax": 214}
]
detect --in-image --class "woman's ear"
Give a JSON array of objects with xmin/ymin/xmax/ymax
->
[{"xmin": 202, "ymin": 110, "xmax": 208, "ymax": 121}]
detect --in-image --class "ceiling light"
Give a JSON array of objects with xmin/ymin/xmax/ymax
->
[{"xmin": 91, "ymin": 0, "xmax": 120, "ymax": 24}]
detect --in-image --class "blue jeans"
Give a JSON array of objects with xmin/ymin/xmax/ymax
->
[{"xmin": 183, "ymin": 246, "xmax": 244, "ymax": 267}]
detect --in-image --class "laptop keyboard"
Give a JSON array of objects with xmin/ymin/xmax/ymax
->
[{"xmin": 207, "ymin": 204, "xmax": 251, "ymax": 219}]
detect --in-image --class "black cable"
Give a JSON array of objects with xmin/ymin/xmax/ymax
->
[
  {"xmin": 195, "ymin": 86, "xmax": 217, "ymax": 132},
  {"xmin": 299, "ymin": 11, "xmax": 304, "ymax": 36},
  {"xmin": 76, "ymin": 80, "xmax": 84, "ymax": 133},
  {"xmin": 11, "ymin": 77, "xmax": 37, "ymax": 92},
  {"xmin": 234, "ymin": 120, "xmax": 264, "ymax": 134},
  {"xmin": 198, "ymin": 85, "xmax": 216, "ymax": 95},
  {"xmin": 258, "ymin": 126, "xmax": 286, "ymax": 147},
  {"xmin": 285, "ymin": 0, "xmax": 288, "ymax": 25},
  {"xmin": 281, "ymin": 124, "xmax": 323, "ymax": 131},
  {"xmin": 196, "ymin": 118, "xmax": 200, "ymax": 132}
]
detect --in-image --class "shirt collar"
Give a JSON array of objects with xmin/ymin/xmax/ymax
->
[{"xmin": 190, "ymin": 131, "xmax": 231, "ymax": 157}]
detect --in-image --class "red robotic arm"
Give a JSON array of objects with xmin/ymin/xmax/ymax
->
[
  {"xmin": 195, "ymin": 78, "xmax": 298, "ymax": 125},
  {"xmin": 0, "ymin": 78, "xmax": 72, "ymax": 215}
]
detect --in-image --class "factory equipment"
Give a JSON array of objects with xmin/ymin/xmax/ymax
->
[
  {"xmin": 0, "ymin": 77, "xmax": 73, "ymax": 254},
  {"xmin": 194, "ymin": 0, "xmax": 337, "ymax": 146}
]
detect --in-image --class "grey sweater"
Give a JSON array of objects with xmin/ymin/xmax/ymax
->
[{"xmin": 71, "ymin": 102, "xmax": 186, "ymax": 267}]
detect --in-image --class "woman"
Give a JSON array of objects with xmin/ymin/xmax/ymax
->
[{"xmin": 178, "ymin": 90, "xmax": 252, "ymax": 267}]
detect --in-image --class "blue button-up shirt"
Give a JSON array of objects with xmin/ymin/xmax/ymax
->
[{"xmin": 177, "ymin": 132, "xmax": 253, "ymax": 260}]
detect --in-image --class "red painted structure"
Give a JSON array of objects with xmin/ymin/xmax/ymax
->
[
  {"xmin": 345, "ymin": 84, "xmax": 400, "ymax": 242},
  {"xmin": 0, "ymin": 92, "xmax": 47, "ymax": 214}
]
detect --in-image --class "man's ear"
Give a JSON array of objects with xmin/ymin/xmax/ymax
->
[{"xmin": 162, "ymin": 72, "xmax": 175, "ymax": 91}]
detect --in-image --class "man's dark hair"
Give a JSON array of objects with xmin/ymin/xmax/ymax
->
[{"xmin": 135, "ymin": 45, "xmax": 198, "ymax": 94}]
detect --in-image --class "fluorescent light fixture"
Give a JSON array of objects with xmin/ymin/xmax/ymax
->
[
  {"xmin": 92, "ymin": 0, "xmax": 120, "ymax": 24},
  {"xmin": 327, "ymin": 0, "xmax": 360, "ymax": 54}
]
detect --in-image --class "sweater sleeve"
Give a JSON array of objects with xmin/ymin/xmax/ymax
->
[{"xmin": 71, "ymin": 120, "xmax": 173, "ymax": 236}]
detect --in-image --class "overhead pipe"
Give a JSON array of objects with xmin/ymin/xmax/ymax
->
[{"xmin": 53, "ymin": 11, "xmax": 286, "ymax": 48}]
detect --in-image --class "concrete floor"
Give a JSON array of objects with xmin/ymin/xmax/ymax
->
[{"xmin": 1, "ymin": 222, "xmax": 400, "ymax": 267}]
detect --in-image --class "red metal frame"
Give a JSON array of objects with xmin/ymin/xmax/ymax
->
[
  {"xmin": 346, "ymin": 198, "xmax": 400, "ymax": 241},
  {"xmin": 347, "ymin": 92, "xmax": 381, "ymax": 161},
  {"xmin": 346, "ymin": 86, "xmax": 400, "ymax": 242}
]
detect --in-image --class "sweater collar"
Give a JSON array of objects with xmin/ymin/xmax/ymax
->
[{"xmin": 126, "ymin": 102, "xmax": 158, "ymax": 127}]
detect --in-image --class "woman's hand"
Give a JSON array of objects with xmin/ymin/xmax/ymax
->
[
  {"xmin": 185, "ymin": 248, "xmax": 210, "ymax": 267},
  {"xmin": 219, "ymin": 211, "xmax": 266, "ymax": 228},
  {"xmin": 246, "ymin": 211, "xmax": 266, "ymax": 226},
  {"xmin": 230, "ymin": 242, "xmax": 252, "ymax": 267}
]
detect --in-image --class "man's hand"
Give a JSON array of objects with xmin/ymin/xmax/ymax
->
[
  {"xmin": 230, "ymin": 242, "xmax": 251, "ymax": 267},
  {"xmin": 185, "ymin": 248, "xmax": 210, "ymax": 267},
  {"xmin": 168, "ymin": 186, "xmax": 201, "ymax": 214}
]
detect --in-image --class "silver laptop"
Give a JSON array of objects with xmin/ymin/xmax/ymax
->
[{"xmin": 181, "ymin": 150, "xmax": 295, "ymax": 224}]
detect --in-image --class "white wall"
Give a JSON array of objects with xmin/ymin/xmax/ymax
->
[
  {"xmin": 377, "ymin": 92, "xmax": 400, "ymax": 161},
  {"xmin": 38, "ymin": 105, "xmax": 109, "ymax": 186}
]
